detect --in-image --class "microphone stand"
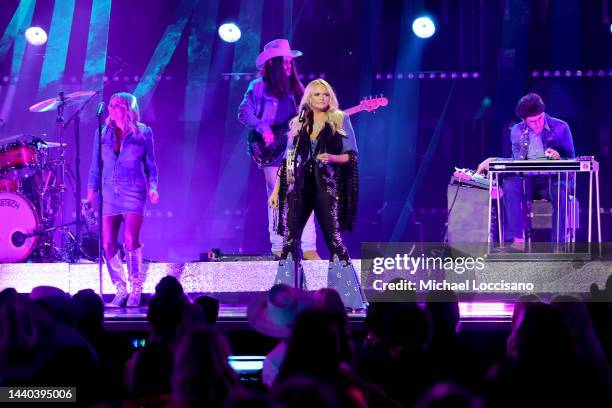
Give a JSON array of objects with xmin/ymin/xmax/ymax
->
[
  {"xmin": 292, "ymin": 110, "xmax": 307, "ymax": 289},
  {"xmin": 96, "ymin": 109, "xmax": 104, "ymax": 298},
  {"xmin": 61, "ymin": 64, "xmax": 126, "ymax": 297}
]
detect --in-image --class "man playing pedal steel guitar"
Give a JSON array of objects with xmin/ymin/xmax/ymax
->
[
  {"xmin": 477, "ymin": 93, "xmax": 575, "ymax": 249},
  {"xmin": 238, "ymin": 39, "xmax": 320, "ymax": 259}
]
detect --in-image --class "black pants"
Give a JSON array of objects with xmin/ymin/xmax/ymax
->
[
  {"xmin": 281, "ymin": 161, "xmax": 349, "ymax": 261},
  {"xmin": 502, "ymin": 174, "xmax": 568, "ymax": 243}
]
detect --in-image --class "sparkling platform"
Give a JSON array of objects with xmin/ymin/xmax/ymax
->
[{"xmin": 0, "ymin": 259, "xmax": 609, "ymax": 298}]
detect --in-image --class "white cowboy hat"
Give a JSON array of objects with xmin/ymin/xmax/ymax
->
[
  {"xmin": 256, "ymin": 39, "xmax": 302, "ymax": 69},
  {"xmin": 247, "ymin": 284, "xmax": 315, "ymax": 338}
]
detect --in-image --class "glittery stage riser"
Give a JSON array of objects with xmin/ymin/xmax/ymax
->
[
  {"xmin": 0, "ymin": 260, "xmax": 352, "ymax": 295},
  {"xmin": 0, "ymin": 259, "xmax": 607, "ymax": 298}
]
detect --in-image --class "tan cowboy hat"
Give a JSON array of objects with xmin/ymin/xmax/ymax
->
[
  {"xmin": 247, "ymin": 284, "xmax": 315, "ymax": 338},
  {"xmin": 256, "ymin": 39, "xmax": 302, "ymax": 69}
]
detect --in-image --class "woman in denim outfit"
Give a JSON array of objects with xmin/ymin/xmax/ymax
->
[
  {"xmin": 86, "ymin": 92, "xmax": 159, "ymax": 307},
  {"xmin": 238, "ymin": 39, "xmax": 319, "ymax": 260}
]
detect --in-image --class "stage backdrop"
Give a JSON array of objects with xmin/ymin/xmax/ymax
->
[{"xmin": 1, "ymin": 0, "xmax": 610, "ymax": 261}]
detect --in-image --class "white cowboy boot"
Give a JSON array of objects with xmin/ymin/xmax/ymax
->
[
  {"xmin": 126, "ymin": 245, "xmax": 145, "ymax": 307},
  {"xmin": 105, "ymin": 251, "xmax": 128, "ymax": 308}
]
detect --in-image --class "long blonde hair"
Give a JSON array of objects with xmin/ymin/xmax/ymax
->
[
  {"xmin": 105, "ymin": 92, "xmax": 141, "ymax": 134},
  {"xmin": 288, "ymin": 79, "xmax": 347, "ymax": 141}
]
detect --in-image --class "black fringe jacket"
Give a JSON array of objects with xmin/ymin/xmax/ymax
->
[{"xmin": 276, "ymin": 123, "xmax": 359, "ymax": 235}]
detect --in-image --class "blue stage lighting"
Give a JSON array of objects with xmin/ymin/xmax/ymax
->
[
  {"xmin": 24, "ymin": 27, "xmax": 48, "ymax": 46},
  {"xmin": 218, "ymin": 23, "xmax": 241, "ymax": 43},
  {"xmin": 412, "ymin": 16, "xmax": 436, "ymax": 39}
]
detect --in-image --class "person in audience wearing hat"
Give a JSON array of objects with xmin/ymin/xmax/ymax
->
[
  {"xmin": 238, "ymin": 39, "xmax": 320, "ymax": 260},
  {"xmin": 247, "ymin": 284, "xmax": 315, "ymax": 386}
]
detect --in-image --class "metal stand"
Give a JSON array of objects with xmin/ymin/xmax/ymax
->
[{"xmin": 291, "ymin": 115, "xmax": 307, "ymax": 290}]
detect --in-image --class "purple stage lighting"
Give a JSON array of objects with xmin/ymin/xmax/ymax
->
[{"xmin": 24, "ymin": 27, "xmax": 47, "ymax": 46}]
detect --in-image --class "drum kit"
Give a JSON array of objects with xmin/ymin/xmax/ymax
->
[{"xmin": 0, "ymin": 91, "xmax": 98, "ymax": 263}]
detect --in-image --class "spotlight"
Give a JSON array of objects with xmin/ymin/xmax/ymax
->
[
  {"xmin": 218, "ymin": 23, "xmax": 241, "ymax": 43},
  {"xmin": 412, "ymin": 16, "xmax": 436, "ymax": 39},
  {"xmin": 24, "ymin": 27, "xmax": 47, "ymax": 46}
]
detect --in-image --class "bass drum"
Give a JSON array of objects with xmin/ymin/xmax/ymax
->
[{"xmin": 0, "ymin": 192, "xmax": 39, "ymax": 262}]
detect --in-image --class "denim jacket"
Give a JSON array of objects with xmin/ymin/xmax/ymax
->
[
  {"xmin": 510, "ymin": 114, "xmax": 575, "ymax": 160},
  {"xmin": 237, "ymin": 77, "xmax": 297, "ymax": 134},
  {"xmin": 87, "ymin": 124, "xmax": 158, "ymax": 192}
]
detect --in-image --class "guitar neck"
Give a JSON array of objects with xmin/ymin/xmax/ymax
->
[{"xmin": 343, "ymin": 105, "xmax": 362, "ymax": 116}]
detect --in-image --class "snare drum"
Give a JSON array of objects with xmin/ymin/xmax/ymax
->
[
  {"xmin": 0, "ymin": 140, "xmax": 39, "ymax": 178},
  {"xmin": 0, "ymin": 192, "xmax": 39, "ymax": 262}
]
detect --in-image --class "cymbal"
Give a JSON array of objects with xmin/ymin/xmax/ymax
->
[
  {"xmin": 29, "ymin": 91, "xmax": 96, "ymax": 113},
  {"xmin": 41, "ymin": 141, "xmax": 67, "ymax": 148},
  {"xmin": 0, "ymin": 133, "xmax": 34, "ymax": 144}
]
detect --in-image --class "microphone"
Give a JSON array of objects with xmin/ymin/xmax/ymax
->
[
  {"xmin": 96, "ymin": 102, "xmax": 105, "ymax": 116},
  {"xmin": 298, "ymin": 106, "xmax": 307, "ymax": 123}
]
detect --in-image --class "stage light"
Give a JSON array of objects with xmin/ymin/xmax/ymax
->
[
  {"xmin": 24, "ymin": 27, "xmax": 47, "ymax": 46},
  {"xmin": 218, "ymin": 23, "xmax": 241, "ymax": 43},
  {"xmin": 412, "ymin": 16, "xmax": 436, "ymax": 39}
]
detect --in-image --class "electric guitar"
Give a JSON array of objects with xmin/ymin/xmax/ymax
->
[{"xmin": 247, "ymin": 96, "xmax": 389, "ymax": 167}]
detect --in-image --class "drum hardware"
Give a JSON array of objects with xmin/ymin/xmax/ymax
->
[
  {"xmin": 8, "ymin": 63, "xmax": 127, "ymax": 266},
  {"xmin": 25, "ymin": 89, "xmax": 98, "ymax": 262}
]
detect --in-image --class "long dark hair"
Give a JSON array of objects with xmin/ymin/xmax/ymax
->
[{"xmin": 262, "ymin": 56, "xmax": 304, "ymax": 100}]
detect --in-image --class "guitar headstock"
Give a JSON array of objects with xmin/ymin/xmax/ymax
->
[{"xmin": 359, "ymin": 95, "xmax": 389, "ymax": 112}]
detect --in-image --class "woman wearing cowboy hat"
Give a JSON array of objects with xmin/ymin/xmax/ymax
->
[{"xmin": 238, "ymin": 39, "xmax": 320, "ymax": 261}]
